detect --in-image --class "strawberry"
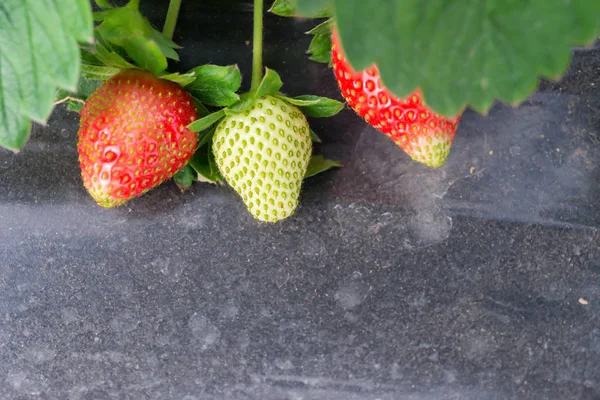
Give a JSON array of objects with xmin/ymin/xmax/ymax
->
[
  {"xmin": 331, "ymin": 31, "xmax": 461, "ymax": 168},
  {"xmin": 77, "ymin": 69, "xmax": 198, "ymax": 207},
  {"xmin": 212, "ymin": 95, "xmax": 312, "ymax": 222}
]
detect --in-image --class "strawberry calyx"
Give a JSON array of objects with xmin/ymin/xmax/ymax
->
[
  {"xmin": 187, "ymin": 68, "xmax": 344, "ymax": 213},
  {"xmin": 188, "ymin": 68, "xmax": 344, "ymax": 148}
]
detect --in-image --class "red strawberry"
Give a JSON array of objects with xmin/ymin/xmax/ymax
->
[
  {"xmin": 77, "ymin": 69, "xmax": 198, "ymax": 207},
  {"xmin": 331, "ymin": 31, "xmax": 461, "ymax": 168}
]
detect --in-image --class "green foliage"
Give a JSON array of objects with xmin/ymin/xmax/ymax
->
[
  {"xmin": 0, "ymin": 0, "xmax": 93, "ymax": 150},
  {"xmin": 159, "ymin": 72, "xmax": 197, "ymax": 87},
  {"xmin": 255, "ymin": 68, "xmax": 284, "ymax": 99},
  {"xmin": 94, "ymin": 0, "xmax": 180, "ymax": 75},
  {"xmin": 305, "ymin": 155, "xmax": 341, "ymax": 178},
  {"xmin": 309, "ymin": 128, "xmax": 322, "ymax": 143},
  {"xmin": 188, "ymin": 110, "xmax": 226, "ymax": 133},
  {"xmin": 80, "ymin": 64, "xmax": 122, "ymax": 80},
  {"xmin": 270, "ymin": 0, "xmax": 331, "ymax": 18},
  {"xmin": 281, "ymin": 95, "xmax": 344, "ymax": 117},
  {"xmin": 294, "ymin": 0, "xmax": 600, "ymax": 116},
  {"xmin": 306, "ymin": 20, "xmax": 334, "ymax": 64},
  {"xmin": 173, "ymin": 164, "xmax": 197, "ymax": 190},
  {"xmin": 186, "ymin": 65, "xmax": 242, "ymax": 106}
]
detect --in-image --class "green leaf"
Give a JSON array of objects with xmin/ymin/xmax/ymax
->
[
  {"xmin": 276, "ymin": 94, "xmax": 319, "ymax": 106},
  {"xmin": 80, "ymin": 64, "xmax": 121, "ymax": 80},
  {"xmin": 173, "ymin": 164, "xmax": 196, "ymax": 190},
  {"xmin": 270, "ymin": 0, "xmax": 332, "ymax": 17},
  {"xmin": 330, "ymin": 0, "xmax": 600, "ymax": 116},
  {"xmin": 306, "ymin": 18, "xmax": 334, "ymax": 35},
  {"xmin": 188, "ymin": 110, "xmax": 226, "ymax": 132},
  {"xmin": 225, "ymin": 92, "xmax": 257, "ymax": 115},
  {"xmin": 255, "ymin": 68, "xmax": 283, "ymax": 99},
  {"xmin": 160, "ymin": 72, "xmax": 197, "ymax": 87},
  {"xmin": 307, "ymin": 29, "xmax": 332, "ymax": 64},
  {"xmin": 90, "ymin": 42, "xmax": 137, "ymax": 69},
  {"xmin": 186, "ymin": 65, "xmax": 242, "ymax": 107},
  {"xmin": 291, "ymin": 95, "xmax": 344, "ymax": 117},
  {"xmin": 309, "ymin": 128, "xmax": 322, "ymax": 143},
  {"xmin": 269, "ymin": 0, "xmax": 297, "ymax": 16},
  {"xmin": 121, "ymin": 35, "xmax": 168, "ymax": 75},
  {"xmin": 304, "ymin": 18, "xmax": 335, "ymax": 64},
  {"xmin": 66, "ymin": 100, "xmax": 85, "ymax": 113},
  {"xmin": 151, "ymin": 29, "xmax": 182, "ymax": 61},
  {"xmin": 0, "ymin": 0, "xmax": 94, "ymax": 150},
  {"xmin": 305, "ymin": 155, "xmax": 341, "ymax": 178},
  {"xmin": 95, "ymin": 0, "xmax": 180, "ymax": 74}
]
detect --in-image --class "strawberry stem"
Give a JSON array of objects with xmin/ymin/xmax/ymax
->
[
  {"xmin": 163, "ymin": 0, "xmax": 182, "ymax": 40},
  {"xmin": 251, "ymin": 0, "xmax": 264, "ymax": 91}
]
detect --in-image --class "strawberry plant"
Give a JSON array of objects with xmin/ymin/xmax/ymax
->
[
  {"xmin": 0, "ymin": 0, "xmax": 342, "ymax": 221},
  {"xmin": 0, "ymin": 0, "xmax": 599, "ymax": 219}
]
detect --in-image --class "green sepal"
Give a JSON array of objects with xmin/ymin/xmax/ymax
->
[
  {"xmin": 188, "ymin": 110, "xmax": 226, "ymax": 132},
  {"xmin": 306, "ymin": 18, "xmax": 334, "ymax": 35},
  {"xmin": 86, "ymin": 32, "xmax": 137, "ymax": 69},
  {"xmin": 269, "ymin": 0, "xmax": 297, "ymax": 16},
  {"xmin": 160, "ymin": 72, "xmax": 197, "ymax": 87},
  {"xmin": 173, "ymin": 164, "xmax": 196, "ymax": 191},
  {"xmin": 305, "ymin": 155, "xmax": 341, "ymax": 178},
  {"xmin": 186, "ymin": 65, "xmax": 242, "ymax": 107},
  {"xmin": 255, "ymin": 68, "xmax": 283, "ymax": 99},
  {"xmin": 287, "ymin": 95, "xmax": 344, "ymax": 117},
  {"xmin": 80, "ymin": 64, "xmax": 121, "ymax": 80},
  {"xmin": 306, "ymin": 19, "xmax": 334, "ymax": 64},
  {"xmin": 269, "ymin": 0, "xmax": 332, "ymax": 17},
  {"xmin": 309, "ymin": 128, "xmax": 322, "ymax": 143},
  {"xmin": 225, "ymin": 92, "xmax": 258, "ymax": 115},
  {"xmin": 223, "ymin": 68, "xmax": 284, "ymax": 115},
  {"xmin": 277, "ymin": 94, "xmax": 320, "ymax": 107}
]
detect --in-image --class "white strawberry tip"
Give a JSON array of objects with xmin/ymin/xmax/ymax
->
[{"xmin": 405, "ymin": 132, "xmax": 452, "ymax": 168}]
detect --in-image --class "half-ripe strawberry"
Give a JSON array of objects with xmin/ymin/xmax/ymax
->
[
  {"xmin": 77, "ymin": 69, "xmax": 198, "ymax": 207},
  {"xmin": 212, "ymin": 95, "xmax": 312, "ymax": 223},
  {"xmin": 331, "ymin": 31, "xmax": 461, "ymax": 168}
]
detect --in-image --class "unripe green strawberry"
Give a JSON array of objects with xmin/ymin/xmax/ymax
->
[
  {"xmin": 212, "ymin": 95, "xmax": 312, "ymax": 222},
  {"xmin": 78, "ymin": 69, "xmax": 198, "ymax": 207}
]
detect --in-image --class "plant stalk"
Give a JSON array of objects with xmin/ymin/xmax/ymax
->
[
  {"xmin": 251, "ymin": 0, "xmax": 264, "ymax": 91},
  {"xmin": 163, "ymin": 0, "xmax": 183, "ymax": 40}
]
